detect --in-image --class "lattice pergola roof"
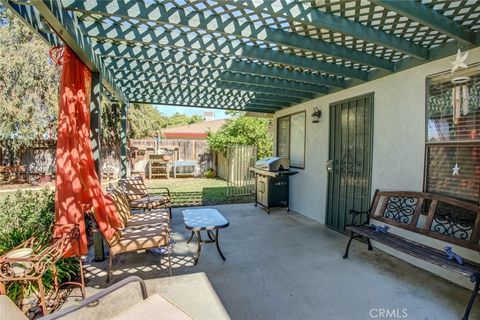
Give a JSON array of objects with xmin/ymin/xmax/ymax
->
[{"xmin": 4, "ymin": 0, "xmax": 480, "ymax": 113}]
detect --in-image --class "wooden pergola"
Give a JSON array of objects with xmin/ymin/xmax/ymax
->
[{"xmin": 4, "ymin": 0, "xmax": 480, "ymax": 176}]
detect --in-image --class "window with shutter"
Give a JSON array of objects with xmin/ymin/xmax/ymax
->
[
  {"xmin": 277, "ymin": 112, "xmax": 305, "ymax": 169},
  {"xmin": 425, "ymin": 67, "xmax": 480, "ymax": 203}
]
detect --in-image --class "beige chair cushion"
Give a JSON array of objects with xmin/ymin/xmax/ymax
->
[
  {"xmin": 110, "ymin": 223, "xmax": 169, "ymax": 256},
  {"xmin": 129, "ymin": 195, "xmax": 170, "ymax": 210},
  {"xmin": 108, "ymin": 188, "xmax": 132, "ymax": 228},
  {"xmin": 106, "ymin": 230, "xmax": 122, "ymax": 248},
  {"xmin": 127, "ymin": 209, "xmax": 170, "ymax": 227},
  {"xmin": 118, "ymin": 176, "xmax": 149, "ymax": 201}
]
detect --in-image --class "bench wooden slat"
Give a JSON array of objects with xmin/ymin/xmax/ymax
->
[
  {"xmin": 345, "ymin": 190, "xmax": 480, "ymax": 320},
  {"xmin": 346, "ymin": 225, "xmax": 480, "ymax": 278}
]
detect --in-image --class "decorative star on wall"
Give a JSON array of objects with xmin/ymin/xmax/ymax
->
[
  {"xmin": 451, "ymin": 49, "xmax": 469, "ymax": 73},
  {"xmin": 452, "ymin": 163, "xmax": 460, "ymax": 176}
]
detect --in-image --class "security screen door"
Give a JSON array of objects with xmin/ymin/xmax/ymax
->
[{"xmin": 326, "ymin": 93, "xmax": 374, "ymax": 232}]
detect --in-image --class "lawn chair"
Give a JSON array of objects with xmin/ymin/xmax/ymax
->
[{"xmin": 118, "ymin": 176, "xmax": 172, "ymax": 218}]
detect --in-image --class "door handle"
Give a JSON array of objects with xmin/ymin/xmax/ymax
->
[{"xmin": 326, "ymin": 160, "xmax": 334, "ymax": 173}]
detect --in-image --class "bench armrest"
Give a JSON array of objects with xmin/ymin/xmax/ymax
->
[
  {"xmin": 348, "ymin": 209, "xmax": 370, "ymax": 225},
  {"xmin": 148, "ymin": 187, "xmax": 171, "ymax": 198},
  {"xmin": 42, "ymin": 276, "xmax": 148, "ymax": 320}
]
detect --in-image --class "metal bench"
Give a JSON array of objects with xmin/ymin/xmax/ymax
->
[
  {"xmin": 343, "ymin": 190, "xmax": 480, "ymax": 320},
  {"xmin": 173, "ymin": 160, "xmax": 198, "ymax": 178}
]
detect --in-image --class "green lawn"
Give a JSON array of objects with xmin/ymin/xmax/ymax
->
[
  {"xmin": 145, "ymin": 178, "xmax": 254, "ymax": 207},
  {"xmin": 0, "ymin": 178, "xmax": 255, "ymax": 207}
]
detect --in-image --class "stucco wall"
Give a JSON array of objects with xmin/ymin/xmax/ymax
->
[{"xmin": 273, "ymin": 48, "xmax": 480, "ymax": 289}]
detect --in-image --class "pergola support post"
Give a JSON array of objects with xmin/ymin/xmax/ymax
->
[
  {"xmin": 90, "ymin": 72, "xmax": 105, "ymax": 262},
  {"xmin": 90, "ymin": 72, "xmax": 102, "ymax": 179},
  {"xmin": 120, "ymin": 104, "xmax": 128, "ymax": 178}
]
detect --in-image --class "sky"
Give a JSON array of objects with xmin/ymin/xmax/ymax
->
[{"xmin": 154, "ymin": 105, "xmax": 230, "ymax": 119}]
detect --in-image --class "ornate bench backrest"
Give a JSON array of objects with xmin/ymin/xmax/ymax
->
[{"xmin": 370, "ymin": 190, "xmax": 480, "ymax": 251}]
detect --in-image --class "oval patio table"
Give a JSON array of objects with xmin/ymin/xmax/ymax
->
[{"xmin": 182, "ymin": 208, "xmax": 230, "ymax": 265}]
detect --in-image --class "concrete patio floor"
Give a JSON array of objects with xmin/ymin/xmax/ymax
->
[{"xmin": 76, "ymin": 204, "xmax": 479, "ymax": 320}]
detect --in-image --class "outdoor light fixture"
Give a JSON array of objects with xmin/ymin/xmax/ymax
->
[{"xmin": 311, "ymin": 107, "xmax": 322, "ymax": 123}]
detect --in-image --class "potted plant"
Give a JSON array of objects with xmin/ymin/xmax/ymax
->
[{"xmin": 204, "ymin": 168, "xmax": 216, "ymax": 178}]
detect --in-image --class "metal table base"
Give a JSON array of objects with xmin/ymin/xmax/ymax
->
[{"xmin": 187, "ymin": 229, "xmax": 225, "ymax": 265}]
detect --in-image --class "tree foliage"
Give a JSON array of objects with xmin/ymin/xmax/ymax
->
[
  {"xmin": 0, "ymin": 6, "xmax": 60, "ymax": 151},
  {"xmin": 207, "ymin": 116, "xmax": 273, "ymax": 159},
  {"xmin": 128, "ymin": 104, "xmax": 167, "ymax": 139},
  {"xmin": 101, "ymin": 103, "xmax": 206, "ymax": 144},
  {"xmin": 165, "ymin": 112, "xmax": 204, "ymax": 127},
  {"xmin": 0, "ymin": 5, "xmax": 205, "ymax": 154}
]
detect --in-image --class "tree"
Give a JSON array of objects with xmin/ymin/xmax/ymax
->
[
  {"xmin": 0, "ymin": 6, "xmax": 60, "ymax": 156},
  {"xmin": 127, "ymin": 104, "xmax": 167, "ymax": 139},
  {"xmin": 207, "ymin": 116, "xmax": 273, "ymax": 159},
  {"xmin": 165, "ymin": 112, "xmax": 203, "ymax": 128}
]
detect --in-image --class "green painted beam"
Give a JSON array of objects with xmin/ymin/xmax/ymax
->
[
  {"xmin": 103, "ymin": 57, "xmax": 328, "ymax": 95},
  {"xmin": 94, "ymin": 43, "xmax": 346, "ymax": 88},
  {"xmin": 106, "ymin": 67, "xmax": 318, "ymax": 100},
  {"xmin": 3, "ymin": 1, "xmax": 62, "ymax": 47},
  {"xmin": 123, "ymin": 91, "xmax": 285, "ymax": 111},
  {"xmin": 130, "ymin": 101, "xmax": 276, "ymax": 114},
  {"xmin": 124, "ymin": 93, "xmax": 280, "ymax": 112},
  {"xmin": 64, "ymin": 0, "xmax": 394, "ymax": 71},
  {"xmin": 74, "ymin": 24, "xmax": 367, "ymax": 81},
  {"xmin": 365, "ymin": 39, "xmax": 478, "ymax": 83},
  {"xmin": 116, "ymin": 79, "xmax": 291, "ymax": 107},
  {"xmin": 103, "ymin": 92, "xmax": 275, "ymax": 113},
  {"xmin": 112, "ymin": 71, "xmax": 304, "ymax": 104},
  {"xmin": 117, "ymin": 82, "xmax": 290, "ymax": 108},
  {"xmin": 371, "ymin": 0, "xmax": 477, "ymax": 45},
  {"xmin": 215, "ymin": 0, "xmax": 429, "ymax": 61},
  {"xmin": 31, "ymin": 0, "xmax": 127, "ymax": 103}
]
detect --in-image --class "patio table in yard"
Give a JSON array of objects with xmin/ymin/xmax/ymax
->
[{"xmin": 182, "ymin": 208, "xmax": 229, "ymax": 265}]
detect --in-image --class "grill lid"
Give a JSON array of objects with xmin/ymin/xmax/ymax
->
[{"xmin": 255, "ymin": 157, "xmax": 289, "ymax": 171}]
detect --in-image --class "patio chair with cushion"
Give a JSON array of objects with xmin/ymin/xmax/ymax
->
[
  {"xmin": 100, "ymin": 221, "xmax": 172, "ymax": 283},
  {"xmin": 108, "ymin": 188, "xmax": 170, "ymax": 227},
  {"xmin": 91, "ymin": 192, "xmax": 172, "ymax": 283},
  {"xmin": 118, "ymin": 176, "xmax": 172, "ymax": 218}
]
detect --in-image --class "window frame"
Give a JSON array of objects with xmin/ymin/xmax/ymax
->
[
  {"xmin": 276, "ymin": 110, "xmax": 306, "ymax": 169},
  {"xmin": 424, "ymin": 68, "xmax": 480, "ymax": 204}
]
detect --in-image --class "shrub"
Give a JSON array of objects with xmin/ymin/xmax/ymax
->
[
  {"xmin": 0, "ymin": 189, "xmax": 79, "ymax": 303},
  {"xmin": 204, "ymin": 168, "xmax": 216, "ymax": 178},
  {"xmin": 207, "ymin": 116, "xmax": 273, "ymax": 159}
]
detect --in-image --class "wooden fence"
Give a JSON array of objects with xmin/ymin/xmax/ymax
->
[{"xmin": 130, "ymin": 139, "xmax": 215, "ymax": 177}]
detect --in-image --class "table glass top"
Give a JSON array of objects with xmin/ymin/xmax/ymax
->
[{"xmin": 182, "ymin": 208, "xmax": 229, "ymax": 230}]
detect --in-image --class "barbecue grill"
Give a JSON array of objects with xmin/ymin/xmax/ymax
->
[{"xmin": 250, "ymin": 157, "xmax": 297, "ymax": 213}]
